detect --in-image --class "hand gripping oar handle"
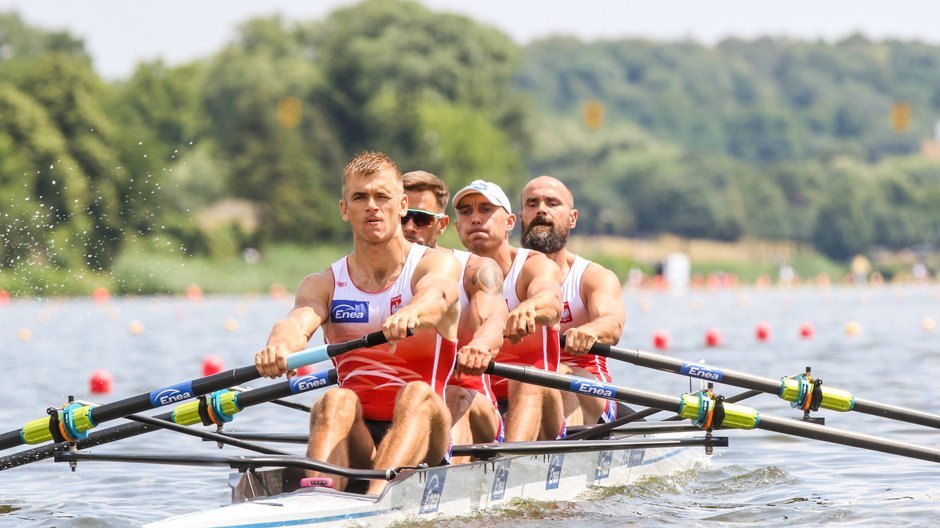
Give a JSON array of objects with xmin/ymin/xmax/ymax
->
[
  {"xmin": 485, "ymin": 360, "xmax": 940, "ymax": 465},
  {"xmin": 560, "ymin": 336, "xmax": 940, "ymax": 431},
  {"xmin": 0, "ymin": 329, "xmax": 395, "ymax": 452}
]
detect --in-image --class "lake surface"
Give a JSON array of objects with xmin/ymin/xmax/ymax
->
[{"xmin": 1, "ymin": 285, "xmax": 938, "ymax": 526}]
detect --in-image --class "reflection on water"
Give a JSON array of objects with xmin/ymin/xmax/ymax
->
[{"xmin": 1, "ymin": 286, "xmax": 939, "ymax": 526}]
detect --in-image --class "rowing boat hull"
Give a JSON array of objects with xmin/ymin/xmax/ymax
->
[{"xmin": 148, "ymin": 431, "xmax": 708, "ymax": 528}]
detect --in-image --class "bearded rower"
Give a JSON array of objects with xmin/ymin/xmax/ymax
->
[
  {"xmin": 401, "ymin": 171, "xmax": 507, "ymax": 460},
  {"xmin": 453, "ymin": 180, "xmax": 565, "ymax": 442},
  {"xmin": 255, "ymin": 152, "xmax": 461, "ymax": 494},
  {"xmin": 520, "ymin": 175, "xmax": 626, "ymax": 426}
]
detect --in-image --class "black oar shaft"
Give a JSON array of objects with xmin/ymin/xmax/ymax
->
[
  {"xmin": 0, "ymin": 370, "xmax": 339, "ymax": 470},
  {"xmin": 591, "ymin": 343, "xmax": 940, "ymax": 430},
  {"xmin": 758, "ymin": 414, "xmax": 940, "ymax": 463},
  {"xmin": 1, "ymin": 331, "xmax": 385, "ymax": 452},
  {"xmin": 487, "ymin": 361, "xmax": 940, "ymax": 465}
]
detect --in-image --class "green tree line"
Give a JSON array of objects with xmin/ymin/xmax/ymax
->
[{"xmin": 2, "ymin": 0, "xmax": 940, "ymax": 279}]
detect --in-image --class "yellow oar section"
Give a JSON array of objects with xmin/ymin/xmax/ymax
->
[{"xmin": 487, "ymin": 361, "xmax": 940, "ymax": 464}]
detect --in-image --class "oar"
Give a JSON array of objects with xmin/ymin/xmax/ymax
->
[
  {"xmin": 0, "ymin": 330, "xmax": 390, "ymax": 452},
  {"xmin": 486, "ymin": 361, "xmax": 940, "ymax": 464},
  {"xmin": 0, "ymin": 369, "xmax": 338, "ymax": 471},
  {"xmin": 562, "ymin": 338, "xmax": 940, "ymax": 430}
]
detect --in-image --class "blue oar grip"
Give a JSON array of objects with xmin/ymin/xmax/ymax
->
[
  {"xmin": 285, "ymin": 329, "xmax": 400, "ymax": 371},
  {"xmin": 286, "ymin": 344, "xmax": 330, "ymax": 371}
]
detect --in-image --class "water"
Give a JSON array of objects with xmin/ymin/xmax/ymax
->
[{"xmin": 1, "ymin": 285, "xmax": 939, "ymax": 526}]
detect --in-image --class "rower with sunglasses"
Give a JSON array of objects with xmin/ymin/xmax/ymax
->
[
  {"xmin": 453, "ymin": 180, "xmax": 566, "ymax": 442},
  {"xmin": 401, "ymin": 171, "xmax": 508, "ymax": 461}
]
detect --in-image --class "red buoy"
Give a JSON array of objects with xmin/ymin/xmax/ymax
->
[
  {"xmin": 705, "ymin": 328, "xmax": 721, "ymax": 347},
  {"xmin": 202, "ymin": 355, "xmax": 224, "ymax": 376},
  {"xmin": 653, "ymin": 330, "xmax": 670, "ymax": 350},
  {"xmin": 0, "ymin": 289, "xmax": 10, "ymax": 304},
  {"xmin": 295, "ymin": 365, "xmax": 315, "ymax": 376},
  {"xmin": 186, "ymin": 284, "xmax": 203, "ymax": 301},
  {"xmin": 90, "ymin": 369, "xmax": 113, "ymax": 394},
  {"xmin": 756, "ymin": 322, "xmax": 771, "ymax": 342},
  {"xmin": 92, "ymin": 286, "xmax": 110, "ymax": 304},
  {"xmin": 799, "ymin": 322, "xmax": 815, "ymax": 339}
]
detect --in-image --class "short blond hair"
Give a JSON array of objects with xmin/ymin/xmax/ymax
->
[
  {"xmin": 402, "ymin": 170, "xmax": 449, "ymax": 212},
  {"xmin": 342, "ymin": 151, "xmax": 401, "ymax": 196}
]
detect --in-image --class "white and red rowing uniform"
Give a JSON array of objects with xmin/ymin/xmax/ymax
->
[
  {"xmin": 559, "ymin": 255, "xmax": 617, "ymax": 423},
  {"xmin": 490, "ymin": 248, "xmax": 561, "ymax": 401},
  {"xmin": 323, "ymin": 244, "xmax": 457, "ymax": 422}
]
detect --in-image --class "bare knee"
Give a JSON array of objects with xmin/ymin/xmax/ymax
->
[{"xmin": 311, "ymin": 388, "xmax": 359, "ymax": 427}]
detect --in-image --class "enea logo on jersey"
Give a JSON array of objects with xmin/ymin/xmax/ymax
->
[
  {"xmin": 560, "ymin": 301, "xmax": 572, "ymax": 324},
  {"xmin": 390, "ymin": 295, "xmax": 402, "ymax": 315},
  {"xmin": 330, "ymin": 300, "xmax": 368, "ymax": 323}
]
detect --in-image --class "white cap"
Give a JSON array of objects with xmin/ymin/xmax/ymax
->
[{"xmin": 451, "ymin": 180, "xmax": 512, "ymax": 214}]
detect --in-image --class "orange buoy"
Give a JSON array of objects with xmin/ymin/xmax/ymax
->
[
  {"xmin": 845, "ymin": 321, "xmax": 861, "ymax": 336},
  {"xmin": 295, "ymin": 365, "xmax": 315, "ymax": 376},
  {"xmin": 0, "ymin": 289, "xmax": 10, "ymax": 304},
  {"xmin": 92, "ymin": 286, "xmax": 110, "ymax": 304},
  {"xmin": 90, "ymin": 369, "xmax": 113, "ymax": 394},
  {"xmin": 186, "ymin": 284, "xmax": 203, "ymax": 301},
  {"xmin": 202, "ymin": 355, "xmax": 224, "ymax": 376},
  {"xmin": 705, "ymin": 328, "xmax": 721, "ymax": 347},
  {"xmin": 921, "ymin": 317, "xmax": 935, "ymax": 332},
  {"xmin": 18, "ymin": 327, "xmax": 32, "ymax": 341},
  {"xmin": 129, "ymin": 320, "xmax": 144, "ymax": 335},
  {"xmin": 269, "ymin": 283, "xmax": 288, "ymax": 300},
  {"xmin": 653, "ymin": 330, "xmax": 670, "ymax": 350},
  {"xmin": 756, "ymin": 321, "xmax": 771, "ymax": 342},
  {"xmin": 799, "ymin": 322, "xmax": 815, "ymax": 339},
  {"xmin": 224, "ymin": 318, "xmax": 239, "ymax": 332}
]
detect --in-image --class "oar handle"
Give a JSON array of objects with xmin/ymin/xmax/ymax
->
[
  {"xmin": 286, "ymin": 329, "xmax": 398, "ymax": 371},
  {"xmin": 1, "ymin": 330, "xmax": 396, "ymax": 453}
]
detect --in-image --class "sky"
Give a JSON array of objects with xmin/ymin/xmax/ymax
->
[{"xmin": 1, "ymin": 0, "xmax": 938, "ymax": 80}]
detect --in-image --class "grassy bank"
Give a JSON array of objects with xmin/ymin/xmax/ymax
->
[{"xmin": 0, "ymin": 235, "xmax": 850, "ymax": 298}]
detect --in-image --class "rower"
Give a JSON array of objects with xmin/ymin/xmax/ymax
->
[
  {"xmin": 255, "ymin": 152, "xmax": 461, "ymax": 494},
  {"xmin": 452, "ymin": 180, "xmax": 565, "ymax": 442},
  {"xmin": 401, "ymin": 171, "xmax": 508, "ymax": 460},
  {"xmin": 520, "ymin": 175, "xmax": 625, "ymax": 426}
]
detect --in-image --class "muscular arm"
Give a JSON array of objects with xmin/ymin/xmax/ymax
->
[
  {"xmin": 505, "ymin": 252, "xmax": 563, "ymax": 341},
  {"xmin": 256, "ymin": 270, "xmax": 332, "ymax": 378},
  {"xmin": 384, "ymin": 249, "xmax": 461, "ymax": 342},
  {"xmin": 564, "ymin": 264, "xmax": 625, "ymax": 355},
  {"xmin": 455, "ymin": 256, "xmax": 508, "ymax": 375}
]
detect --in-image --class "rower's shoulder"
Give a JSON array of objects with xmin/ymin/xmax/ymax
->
[
  {"xmin": 521, "ymin": 249, "xmax": 562, "ymax": 280},
  {"xmin": 417, "ymin": 246, "xmax": 461, "ymax": 276},
  {"xmin": 295, "ymin": 267, "xmax": 335, "ymax": 302},
  {"xmin": 581, "ymin": 260, "xmax": 622, "ymax": 293}
]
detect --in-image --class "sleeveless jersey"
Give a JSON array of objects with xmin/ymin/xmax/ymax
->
[
  {"xmin": 490, "ymin": 248, "xmax": 561, "ymax": 401},
  {"xmin": 559, "ymin": 256, "xmax": 612, "ymax": 382},
  {"xmin": 450, "ymin": 250, "xmax": 499, "ymax": 408},
  {"xmin": 324, "ymin": 244, "xmax": 457, "ymax": 421}
]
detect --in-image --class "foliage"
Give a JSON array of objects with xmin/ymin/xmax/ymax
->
[{"xmin": 3, "ymin": 3, "xmax": 940, "ymax": 288}]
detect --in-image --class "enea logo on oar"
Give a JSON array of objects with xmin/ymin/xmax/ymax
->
[
  {"xmin": 149, "ymin": 382, "xmax": 194, "ymax": 407},
  {"xmin": 289, "ymin": 372, "xmax": 331, "ymax": 394},
  {"xmin": 679, "ymin": 362, "xmax": 724, "ymax": 382},
  {"xmin": 330, "ymin": 300, "xmax": 368, "ymax": 323}
]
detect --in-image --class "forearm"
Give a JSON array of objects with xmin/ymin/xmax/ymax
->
[
  {"xmin": 265, "ymin": 318, "xmax": 313, "ymax": 351},
  {"xmin": 525, "ymin": 289, "xmax": 562, "ymax": 325},
  {"xmin": 573, "ymin": 315, "xmax": 623, "ymax": 345},
  {"xmin": 401, "ymin": 288, "xmax": 450, "ymax": 327}
]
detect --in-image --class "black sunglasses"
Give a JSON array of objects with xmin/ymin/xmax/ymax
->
[{"xmin": 400, "ymin": 209, "xmax": 445, "ymax": 227}]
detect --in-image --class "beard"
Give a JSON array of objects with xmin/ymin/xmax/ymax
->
[{"xmin": 521, "ymin": 217, "xmax": 569, "ymax": 254}]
